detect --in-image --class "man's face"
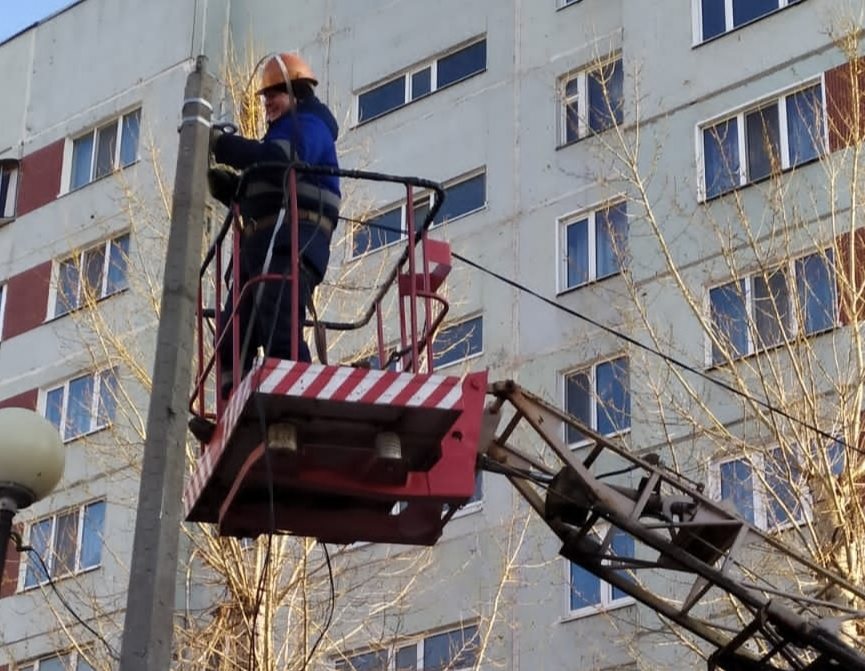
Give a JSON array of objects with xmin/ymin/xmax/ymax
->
[{"xmin": 262, "ymin": 87, "xmax": 294, "ymax": 123}]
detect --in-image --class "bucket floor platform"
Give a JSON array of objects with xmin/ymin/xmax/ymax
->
[{"xmin": 184, "ymin": 358, "xmax": 486, "ymax": 545}]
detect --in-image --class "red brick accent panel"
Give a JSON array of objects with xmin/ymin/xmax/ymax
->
[
  {"xmin": 835, "ymin": 228, "xmax": 865, "ymax": 325},
  {"xmin": 0, "ymin": 389, "xmax": 38, "ymax": 411},
  {"xmin": 825, "ymin": 58, "xmax": 865, "ymax": 152},
  {"xmin": 2, "ymin": 261, "xmax": 51, "ymax": 340},
  {"xmin": 17, "ymin": 139, "xmax": 64, "ymax": 217},
  {"xmin": 0, "ymin": 524, "xmax": 22, "ymax": 598}
]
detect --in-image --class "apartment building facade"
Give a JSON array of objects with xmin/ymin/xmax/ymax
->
[{"xmin": 0, "ymin": 0, "xmax": 861, "ymax": 669}]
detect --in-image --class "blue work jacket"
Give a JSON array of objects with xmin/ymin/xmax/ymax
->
[{"xmin": 213, "ymin": 96, "xmax": 341, "ymax": 278}]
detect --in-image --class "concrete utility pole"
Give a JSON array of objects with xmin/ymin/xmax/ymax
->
[{"xmin": 119, "ymin": 55, "xmax": 215, "ymax": 671}]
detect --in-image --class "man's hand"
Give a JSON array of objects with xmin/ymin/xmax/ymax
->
[
  {"xmin": 209, "ymin": 126, "xmax": 225, "ymax": 155},
  {"xmin": 207, "ymin": 168, "xmax": 239, "ymax": 207},
  {"xmin": 209, "ymin": 122, "xmax": 237, "ymax": 155}
]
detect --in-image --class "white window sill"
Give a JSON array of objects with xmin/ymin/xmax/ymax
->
[
  {"xmin": 557, "ymin": 270, "xmax": 623, "ymax": 296},
  {"xmin": 348, "ymin": 236, "xmax": 404, "ymax": 261},
  {"xmin": 60, "ymin": 421, "xmax": 113, "ymax": 445},
  {"xmin": 433, "ymin": 350, "xmax": 484, "ymax": 373},
  {"xmin": 704, "ymin": 321, "xmax": 838, "ymax": 370},
  {"xmin": 59, "ymin": 159, "xmax": 141, "ymax": 197},
  {"xmin": 348, "ymin": 205, "xmax": 487, "ymax": 262},
  {"xmin": 568, "ymin": 427, "xmax": 631, "ymax": 451},
  {"xmin": 19, "ymin": 563, "xmax": 101, "ymax": 594},
  {"xmin": 692, "ymin": 3, "xmax": 804, "ymax": 49},
  {"xmin": 47, "ymin": 286, "xmax": 131, "ymax": 324},
  {"xmin": 560, "ymin": 597, "xmax": 634, "ymax": 623}
]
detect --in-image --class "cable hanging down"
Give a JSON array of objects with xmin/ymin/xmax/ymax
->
[{"xmin": 14, "ymin": 533, "xmax": 120, "ymax": 660}]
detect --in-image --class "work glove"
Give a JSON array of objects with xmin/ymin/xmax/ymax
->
[
  {"xmin": 208, "ymin": 122, "xmax": 236, "ymax": 156},
  {"xmin": 207, "ymin": 167, "xmax": 239, "ymax": 207}
]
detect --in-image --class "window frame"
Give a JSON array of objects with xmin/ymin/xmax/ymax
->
[
  {"xmin": 562, "ymin": 355, "xmax": 631, "ymax": 447},
  {"xmin": 49, "ymin": 232, "xmax": 131, "ymax": 318},
  {"xmin": 557, "ymin": 198, "xmax": 628, "ymax": 292},
  {"xmin": 42, "ymin": 367, "xmax": 118, "ymax": 443},
  {"xmin": 692, "ymin": 0, "xmax": 805, "ymax": 45},
  {"xmin": 64, "ymin": 108, "xmax": 141, "ymax": 193},
  {"xmin": 559, "ymin": 54, "xmax": 624, "ymax": 146},
  {"xmin": 708, "ymin": 448, "xmax": 814, "ymax": 531},
  {"xmin": 697, "ymin": 78, "xmax": 826, "ymax": 201},
  {"xmin": 556, "ymin": 0, "xmax": 582, "ymax": 8},
  {"xmin": 19, "ymin": 650, "xmax": 95, "ymax": 671},
  {"xmin": 564, "ymin": 525, "xmax": 635, "ymax": 619},
  {"xmin": 355, "ymin": 37, "xmax": 487, "ymax": 125},
  {"xmin": 351, "ymin": 169, "xmax": 486, "ymax": 258},
  {"xmin": 335, "ymin": 622, "xmax": 480, "ymax": 671},
  {"xmin": 704, "ymin": 248, "xmax": 837, "ymax": 366},
  {"xmin": 432, "ymin": 314, "xmax": 484, "ymax": 370},
  {"xmin": 20, "ymin": 499, "xmax": 106, "ymax": 591},
  {"xmin": 0, "ymin": 158, "xmax": 19, "ymax": 222}
]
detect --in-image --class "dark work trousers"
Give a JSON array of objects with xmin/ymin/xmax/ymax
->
[{"xmin": 218, "ymin": 223, "xmax": 319, "ymax": 394}]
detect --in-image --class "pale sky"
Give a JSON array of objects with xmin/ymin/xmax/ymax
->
[{"xmin": 0, "ymin": 0, "xmax": 79, "ymax": 43}]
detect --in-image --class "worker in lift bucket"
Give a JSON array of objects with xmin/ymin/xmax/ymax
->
[{"xmin": 209, "ymin": 52, "xmax": 341, "ymax": 393}]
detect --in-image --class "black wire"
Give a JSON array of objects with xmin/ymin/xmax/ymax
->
[
  {"xmin": 345, "ymin": 211, "xmax": 862, "ymax": 459},
  {"xmin": 302, "ymin": 542, "xmax": 336, "ymax": 670},
  {"xmin": 243, "ymin": 195, "xmax": 318, "ymax": 668},
  {"xmin": 247, "ymin": 390, "xmax": 276, "ymax": 670},
  {"xmin": 448, "ymin": 250, "xmax": 865, "ymax": 459},
  {"xmin": 479, "ymin": 455, "xmax": 554, "ymax": 484},
  {"xmin": 14, "ymin": 534, "xmax": 120, "ymax": 660}
]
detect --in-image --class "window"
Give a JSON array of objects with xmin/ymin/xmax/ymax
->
[
  {"xmin": 713, "ymin": 449, "xmax": 811, "ymax": 530},
  {"xmin": 0, "ymin": 159, "xmax": 19, "ymax": 220},
  {"xmin": 336, "ymin": 624, "xmax": 479, "ymax": 671},
  {"xmin": 69, "ymin": 108, "xmax": 140, "ymax": 190},
  {"xmin": 357, "ymin": 39, "xmax": 486, "ymax": 123},
  {"xmin": 44, "ymin": 368, "xmax": 118, "ymax": 442},
  {"xmin": 559, "ymin": 200, "xmax": 627, "ymax": 291},
  {"xmin": 700, "ymin": 82, "xmax": 823, "ymax": 199},
  {"xmin": 433, "ymin": 316, "xmax": 483, "ymax": 369},
  {"xmin": 696, "ymin": 0, "xmax": 804, "ymax": 43},
  {"xmin": 707, "ymin": 250, "xmax": 836, "ymax": 364},
  {"xmin": 336, "ymin": 650, "xmax": 388, "ymax": 671},
  {"xmin": 54, "ymin": 233, "xmax": 130, "ymax": 317},
  {"xmin": 560, "ymin": 57, "xmax": 624, "ymax": 144},
  {"xmin": 19, "ymin": 651, "xmax": 95, "ymax": 671},
  {"xmin": 23, "ymin": 500, "xmax": 106, "ymax": 589},
  {"xmin": 564, "ymin": 356, "xmax": 630, "ymax": 445},
  {"xmin": 568, "ymin": 527, "xmax": 634, "ymax": 615},
  {"xmin": 352, "ymin": 171, "xmax": 485, "ymax": 256}
]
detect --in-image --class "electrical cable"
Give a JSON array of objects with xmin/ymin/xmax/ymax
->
[
  {"xmin": 301, "ymin": 542, "xmax": 336, "ymax": 670},
  {"xmin": 450, "ymin": 248, "xmax": 864, "ymax": 457},
  {"xmin": 238, "ymin": 166, "xmax": 330, "ymax": 668},
  {"xmin": 14, "ymin": 533, "xmax": 120, "ymax": 660},
  {"xmin": 343, "ymin": 211, "xmax": 862, "ymax": 458},
  {"xmin": 246, "ymin": 390, "xmax": 275, "ymax": 670}
]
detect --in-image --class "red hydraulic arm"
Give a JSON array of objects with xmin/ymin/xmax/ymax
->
[{"xmin": 479, "ymin": 381, "xmax": 865, "ymax": 671}]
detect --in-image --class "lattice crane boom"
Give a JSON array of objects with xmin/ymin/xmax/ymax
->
[{"xmin": 480, "ymin": 380, "xmax": 865, "ymax": 671}]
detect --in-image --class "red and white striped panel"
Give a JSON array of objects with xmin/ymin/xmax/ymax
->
[
  {"xmin": 255, "ymin": 360, "xmax": 464, "ymax": 409},
  {"xmin": 183, "ymin": 360, "xmax": 464, "ymax": 516},
  {"xmin": 183, "ymin": 368, "xmax": 256, "ymax": 515}
]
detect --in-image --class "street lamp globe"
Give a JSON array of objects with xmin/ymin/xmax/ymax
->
[{"xmin": 0, "ymin": 407, "xmax": 65, "ymax": 509}]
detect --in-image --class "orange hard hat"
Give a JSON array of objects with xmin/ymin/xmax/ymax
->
[{"xmin": 256, "ymin": 53, "xmax": 318, "ymax": 94}]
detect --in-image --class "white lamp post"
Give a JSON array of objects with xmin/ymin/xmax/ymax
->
[{"xmin": 0, "ymin": 408, "xmax": 65, "ymax": 571}]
